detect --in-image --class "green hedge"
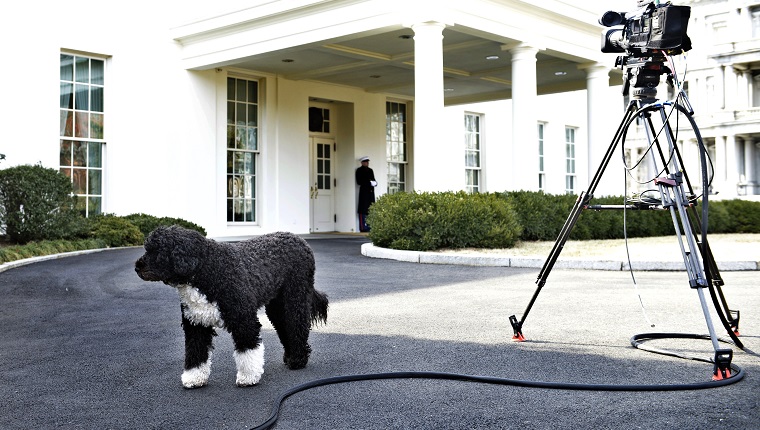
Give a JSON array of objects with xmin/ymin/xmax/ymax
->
[
  {"xmin": 367, "ymin": 190, "xmax": 760, "ymax": 251},
  {"xmin": 0, "ymin": 164, "xmax": 89, "ymax": 243},
  {"xmin": 122, "ymin": 213, "xmax": 207, "ymax": 237},
  {"xmin": 367, "ymin": 191, "xmax": 522, "ymax": 251}
]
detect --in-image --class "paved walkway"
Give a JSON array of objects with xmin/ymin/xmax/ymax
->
[{"xmin": 1, "ymin": 236, "xmax": 759, "ymax": 429}]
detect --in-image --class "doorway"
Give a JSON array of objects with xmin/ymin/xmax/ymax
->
[{"xmin": 309, "ymin": 137, "xmax": 335, "ymax": 232}]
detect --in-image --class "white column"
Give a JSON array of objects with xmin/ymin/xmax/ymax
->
[
  {"xmin": 725, "ymin": 134, "xmax": 739, "ymax": 196},
  {"xmin": 411, "ymin": 21, "xmax": 447, "ymax": 192},
  {"xmin": 724, "ymin": 65, "xmax": 737, "ymax": 112},
  {"xmin": 715, "ymin": 136, "xmax": 727, "ymax": 194},
  {"xmin": 510, "ymin": 43, "xmax": 539, "ymax": 192},
  {"xmin": 581, "ymin": 62, "xmax": 617, "ymax": 196},
  {"xmin": 746, "ymin": 139, "xmax": 757, "ymax": 195}
]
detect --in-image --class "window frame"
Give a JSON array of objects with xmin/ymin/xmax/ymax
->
[
  {"xmin": 565, "ymin": 126, "xmax": 577, "ymax": 194},
  {"xmin": 226, "ymin": 77, "xmax": 260, "ymax": 224},
  {"xmin": 464, "ymin": 112, "xmax": 483, "ymax": 193},
  {"xmin": 59, "ymin": 52, "xmax": 106, "ymax": 217},
  {"xmin": 386, "ymin": 100, "xmax": 408, "ymax": 194},
  {"xmin": 538, "ymin": 122, "xmax": 546, "ymax": 191}
]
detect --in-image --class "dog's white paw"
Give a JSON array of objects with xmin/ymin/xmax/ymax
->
[
  {"xmin": 234, "ymin": 344, "xmax": 265, "ymax": 387},
  {"xmin": 181, "ymin": 359, "xmax": 212, "ymax": 389}
]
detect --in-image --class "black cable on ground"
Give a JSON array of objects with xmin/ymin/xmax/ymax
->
[{"xmin": 251, "ymin": 354, "xmax": 745, "ymax": 430}]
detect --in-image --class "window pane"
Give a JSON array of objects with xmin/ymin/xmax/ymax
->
[
  {"xmin": 60, "ymin": 83, "xmax": 73, "ymax": 109},
  {"xmin": 247, "ymin": 127, "xmax": 257, "ymax": 150},
  {"xmin": 91, "ymin": 60, "xmax": 104, "ymax": 85},
  {"xmin": 60, "ymin": 140, "xmax": 72, "ymax": 165},
  {"xmin": 247, "ymin": 104, "xmax": 257, "ymax": 126},
  {"xmin": 61, "ymin": 54, "xmax": 74, "ymax": 81},
  {"xmin": 244, "ymin": 153, "xmax": 253, "ymax": 174},
  {"xmin": 236, "ymin": 103, "xmax": 246, "ymax": 125},
  {"xmin": 248, "ymin": 81, "xmax": 258, "ymax": 102},
  {"xmin": 91, "ymin": 86, "xmax": 103, "ymax": 112},
  {"xmin": 60, "ymin": 110, "xmax": 73, "ymax": 137},
  {"xmin": 88, "ymin": 142, "xmax": 102, "ymax": 167},
  {"xmin": 88, "ymin": 169, "xmax": 102, "ymax": 194},
  {"xmin": 91, "ymin": 113, "xmax": 103, "ymax": 139},
  {"xmin": 227, "ymin": 125, "xmax": 235, "ymax": 149},
  {"xmin": 75, "ymin": 84, "xmax": 89, "ymax": 110},
  {"xmin": 227, "ymin": 101, "xmax": 235, "ymax": 125},
  {"xmin": 75, "ymin": 57, "xmax": 89, "ymax": 83},
  {"xmin": 88, "ymin": 196, "xmax": 102, "ymax": 216},
  {"xmin": 75, "ymin": 112, "xmax": 89, "ymax": 138},
  {"xmin": 227, "ymin": 78, "xmax": 235, "ymax": 100},
  {"xmin": 236, "ymin": 79, "xmax": 246, "ymax": 101},
  {"xmin": 236, "ymin": 127, "xmax": 247, "ymax": 149},
  {"xmin": 73, "ymin": 141, "xmax": 87, "ymax": 166},
  {"xmin": 72, "ymin": 168, "xmax": 86, "ymax": 193}
]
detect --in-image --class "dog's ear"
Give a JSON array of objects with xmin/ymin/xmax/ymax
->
[{"xmin": 169, "ymin": 227, "xmax": 208, "ymax": 278}]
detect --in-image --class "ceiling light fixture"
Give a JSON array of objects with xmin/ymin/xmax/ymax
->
[
  {"xmin": 485, "ymin": 55, "xmax": 499, "ymax": 60},
  {"xmin": 282, "ymin": 59, "xmax": 294, "ymax": 63},
  {"xmin": 554, "ymin": 71, "xmax": 567, "ymax": 76}
]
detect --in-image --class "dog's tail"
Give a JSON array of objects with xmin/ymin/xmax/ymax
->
[{"xmin": 311, "ymin": 290, "xmax": 329, "ymax": 326}]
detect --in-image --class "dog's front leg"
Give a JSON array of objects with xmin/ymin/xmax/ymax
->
[
  {"xmin": 230, "ymin": 318, "xmax": 264, "ymax": 387},
  {"xmin": 181, "ymin": 314, "xmax": 216, "ymax": 389}
]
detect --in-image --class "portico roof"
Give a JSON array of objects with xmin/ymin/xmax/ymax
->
[{"xmin": 171, "ymin": 0, "xmax": 622, "ymax": 105}]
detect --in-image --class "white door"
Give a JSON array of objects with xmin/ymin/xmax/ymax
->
[{"xmin": 310, "ymin": 137, "xmax": 335, "ymax": 232}]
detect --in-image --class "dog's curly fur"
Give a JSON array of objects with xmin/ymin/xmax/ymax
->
[{"xmin": 134, "ymin": 225, "xmax": 328, "ymax": 388}]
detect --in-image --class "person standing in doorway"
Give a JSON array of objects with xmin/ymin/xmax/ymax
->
[{"xmin": 355, "ymin": 156, "xmax": 376, "ymax": 232}]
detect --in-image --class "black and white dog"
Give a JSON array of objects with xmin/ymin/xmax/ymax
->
[{"xmin": 134, "ymin": 226, "xmax": 328, "ymax": 388}]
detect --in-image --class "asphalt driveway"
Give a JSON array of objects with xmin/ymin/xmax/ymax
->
[{"xmin": 1, "ymin": 236, "xmax": 759, "ymax": 429}]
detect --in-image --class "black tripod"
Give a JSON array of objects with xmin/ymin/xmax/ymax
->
[{"xmin": 508, "ymin": 54, "xmax": 742, "ymax": 380}]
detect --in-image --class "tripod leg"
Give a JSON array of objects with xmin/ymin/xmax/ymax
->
[{"xmin": 509, "ymin": 103, "xmax": 637, "ymax": 341}]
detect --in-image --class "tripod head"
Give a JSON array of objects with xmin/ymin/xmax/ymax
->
[{"xmin": 616, "ymin": 54, "xmax": 671, "ymax": 103}]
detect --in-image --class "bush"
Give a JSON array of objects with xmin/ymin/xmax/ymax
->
[
  {"xmin": 122, "ymin": 213, "xmax": 207, "ymax": 237},
  {"xmin": 90, "ymin": 214, "xmax": 145, "ymax": 247},
  {"xmin": 367, "ymin": 191, "xmax": 522, "ymax": 251},
  {"xmin": 717, "ymin": 199, "xmax": 760, "ymax": 233},
  {"xmin": 0, "ymin": 164, "xmax": 88, "ymax": 243}
]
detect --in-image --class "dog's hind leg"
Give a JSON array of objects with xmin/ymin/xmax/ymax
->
[
  {"xmin": 230, "ymin": 318, "xmax": 265, "ymax": 387},
  {"xmin": 181, "ymin": 314, "xmax": 216, "ymax": 389},
  {"xmin": 267, "ymin": 291, "xmax": 313, "ymax": 370}
]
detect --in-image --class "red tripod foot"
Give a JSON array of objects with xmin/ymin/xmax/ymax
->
[
  {"xmin": 712, "ymin": 349, "xmax": 733, "ymax": 381},
  {"xmin": 512, "ymin": 333, "xmax": 526, "ymax": 342}
]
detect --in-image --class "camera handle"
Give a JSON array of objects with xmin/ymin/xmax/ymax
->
[{"xmin": 508, "ymin": 86, "xmax": 742, "ymax": 380}]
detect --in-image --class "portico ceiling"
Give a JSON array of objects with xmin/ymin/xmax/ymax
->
[{"xmin": 172, "ymin": 0, "xmax": 624, "ymax": 106}]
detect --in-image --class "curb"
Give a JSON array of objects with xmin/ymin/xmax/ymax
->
[
  {"xmin": 0, "ymin": 247, "xmax": 127, "ymax": 274},
  {"xmin": 360, "ymin": 243, "xmax": 760, "ymax": 271}
]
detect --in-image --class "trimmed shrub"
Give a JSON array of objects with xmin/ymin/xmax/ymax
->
[
  {"xmin": 501, "ymin": 191, "xmax": 576, "ymax": 241},
  {"xmin": 367, "ymin": 191, "xmax": 522, "ymax": 251},
  {"xmin": 0, "ymin": 164, "xmax": 88, "ymax": 243},
  {"xmin": 718, "ymin": 199, "xmax": 760, "ymax": 233},
  {"xmin": 90, "ymin": 214, "xmax": 144, "ymax": 247},
  {"xmin": 122, "ymin": 213, "xmax": 207, "ymax": 237}
]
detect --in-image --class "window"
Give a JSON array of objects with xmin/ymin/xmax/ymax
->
[
  {"xmin": 386, "ymin": 101, "xmax": 408, "ymax": 194},
  {"xmin": 538, "ymin": 123, "xmax": 545, "ymax": 191},
  {"xmin": 565, "ymin": 127, "xmax": 576, "ymax": 194},
  {"xmin": 59, "ymin": 53, "xmax": 105, "ymax": 217},
  {"xmin": 464, "ymin": 113, "xmax": 482, "ymax": 193},
  {"xmin": 308, "ymin": 107, "xmax": 330, "ymax": 133},
  {"xmin": 227, "ymin": 77, "xmax": 259, "ymax": 223},
  {"xmin": 752, "ymin": 7, "xmax": 760, "ymax": 38}
]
